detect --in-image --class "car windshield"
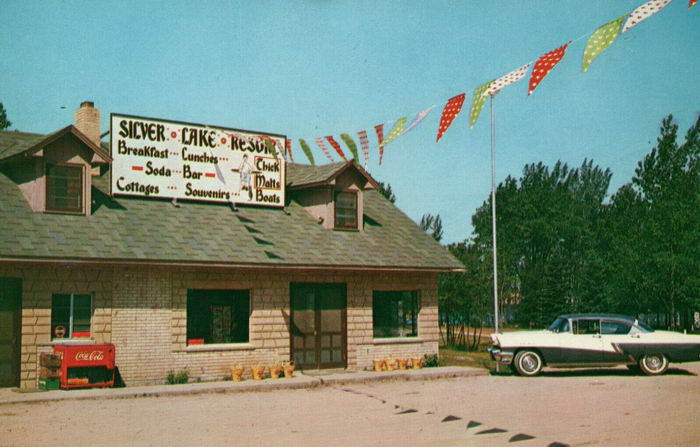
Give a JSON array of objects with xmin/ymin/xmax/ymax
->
[{"xmin": 548, "ymin": 317, "xmax": 570, "ymax": 333}]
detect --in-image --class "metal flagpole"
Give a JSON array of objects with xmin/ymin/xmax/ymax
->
[{"xmin": 490, "ymin": 94, "xmax": 500, "ymax": 372}]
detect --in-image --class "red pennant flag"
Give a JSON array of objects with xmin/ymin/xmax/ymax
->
[
  {"xmin": 528, "ymin": 42, "xmax": 571, "ymax": 96},
  {"xmin": 357, "ymin": 130, "xmax": 370, "ymax": 167},
  {"xmin": 285, "ymin": 139, "xmax": 294, "ymax": 163},
  {"xmin": 436, "ymin": 93, "xmax": 466, "ymax": 142},
  {"xmin": 325, "ymin": 136, "xmax": 347, "ymax": 161},
  {"xmin": 690, "ymin": 0, "xmax": 698, "ymax": 7},
  {"xmin": 374, "ymin": 124, "xmax": 385, "ymax": 164},
  {"xmin": 314, "ymin": 137, "xmax": 335, "ymax": 162}
]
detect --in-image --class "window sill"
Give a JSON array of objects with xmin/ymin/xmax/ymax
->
[
  {"xmin": 185, "ymin": 343, "xmax": 254, "ymax": 353},
  {"xmin": 51, "ymin": 339, "xmax": 95, "ymax": 346},
  {"xmin": 373, "ymin": 337, "xmax": 423, "ymax": 345}
]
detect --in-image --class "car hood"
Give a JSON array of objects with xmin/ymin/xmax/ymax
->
[{"xmin": 490, "ymin": 330, "xmax": 551, "ymax": 347}]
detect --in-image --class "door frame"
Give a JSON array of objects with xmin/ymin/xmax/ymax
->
[
  {"xmin": 0, "ymin": 278, "xmax": 22, "ymax": 388},
  {"xmin": 290, "ymin": 283, "xmax": 347, "ymax": 370}
]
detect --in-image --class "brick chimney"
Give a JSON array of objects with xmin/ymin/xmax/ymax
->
[{"xmin": 74, "ymin": 101, "xmax": 101, "ymax": 146}]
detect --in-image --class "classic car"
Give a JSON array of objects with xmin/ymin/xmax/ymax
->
[{"xmin": 489, "ymin": 313, "xmax": 700, "ymax": 376}]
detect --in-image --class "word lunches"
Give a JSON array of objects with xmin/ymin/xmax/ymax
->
[{"xmin": 110, "ymin": 114, "xmax": 286, "ymax": 207}]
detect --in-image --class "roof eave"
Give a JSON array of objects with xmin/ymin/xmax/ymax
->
[
  {"xmin": 0, "ymin": 255, "xmax": 465, "ymax": 273},
  {"xmin": 0, "ymin": 125, "xmax": 112, "ymax": 165},
  {"xmin": 288, "ymin": 160, "xmax": 380, "ymax": 191}
]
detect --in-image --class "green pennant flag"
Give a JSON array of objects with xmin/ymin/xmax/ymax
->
[
  {"xmin": 582, "ymin": 15, "xmax": 627, "ymax": 73},
  {"xmin": 263, "ymin": 138, "xmax": 278, "ymax": 158},
  {"xmin": 340, "ymin": 133, "xmax": 359, "ymax": 160},
  {"xmin": 299, "ymin": 138, "xmax": 315, "ymax": 165},
  {"xmin": 382, "ymin": 117, "xmax": 407, "ymax": 147},
  {"xmin": 470, "ymin": 81, "xmax": 493, "ymax": 128}
]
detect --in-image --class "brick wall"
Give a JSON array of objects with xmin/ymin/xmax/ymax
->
[{"xmin": 0, "ymin": 263, "xmax": 440, "ymax": 389}]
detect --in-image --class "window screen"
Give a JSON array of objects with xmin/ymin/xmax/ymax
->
[
  {"xmin": 46, "ymin": 164, "xmax": 83, "ymax": 212},
  {"xmin": 372, "ymin": 291, "xmax": 419, "ymax": 338},
  {"xmin": 51, "ymin": 294, "xmax": 92, "ymax": 339},
  {"xmin": 335, "ymin": 191, "xmax": 358, "ymax": 229},
  {"xmin": 187, "ymin": 290, "xmax": 250, "ymax": 344}
]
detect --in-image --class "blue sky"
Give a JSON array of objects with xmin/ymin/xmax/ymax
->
[{"xmin": 1, "ymin": 0, "xmax": 698, "ymax": 243}]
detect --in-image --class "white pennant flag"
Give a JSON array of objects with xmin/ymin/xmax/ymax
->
[
  {"xmin": 486, "ymin": 63, "xmax": 531, "ymax": 96},
  {"xmin": 622, "ymin": 0, "xmax": 672, "ymax": 33},
  {"xmin": 402, "ymin": 106, "xmax": 436, "ymax": 136}
]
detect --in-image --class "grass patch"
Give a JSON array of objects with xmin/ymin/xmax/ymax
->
[{"xmin": 439, "ymin": 345, "xmax": 495, "ymax": 371}]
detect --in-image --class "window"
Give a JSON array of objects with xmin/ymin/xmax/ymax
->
[
  {"xmin": 372, "ymin": 291, "xmax": 420, "ymax": 338},
  {"xmin": 46, "ymin": 164, "xmax": 83, "ymax": 213},
  {"xmin": 601, "ymin": 321, "xmax": 631, "ymax": 335},
  {"xmin": 335, "ymin": 191, "xmax": 358, "ymax": 229},
  {"xmin": 51, "ymin": 294, "xmax": 92, "ymax": 339},
  {"xmin": 573, "ymin": 319, "xmax": 600, "ymax": 335},
  {"xmin": 187, "ymin": 290, "xmax": 250, "ymax": 344}
]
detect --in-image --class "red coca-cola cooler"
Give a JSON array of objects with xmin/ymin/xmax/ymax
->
[{"xmin": 53, "ymin": 344, "xmax": 115, "ymax": 389}]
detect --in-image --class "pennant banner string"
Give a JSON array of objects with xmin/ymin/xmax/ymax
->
[{"xmin": 287, "ymin": 0, "xmax": 684, "ymax": 161}]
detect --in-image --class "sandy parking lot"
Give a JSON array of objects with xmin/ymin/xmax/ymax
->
[{"xmin": 1, "ymin": 364, "xmax": 699, "ymax": 447}]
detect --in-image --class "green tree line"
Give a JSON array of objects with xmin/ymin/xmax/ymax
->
[{"xmin": 437, "ymin": 114, "xmax": 699, "ymax": 346}]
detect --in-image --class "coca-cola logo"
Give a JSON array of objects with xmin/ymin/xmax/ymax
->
[{"xmin": 74, "ymin": 351, "xmax": 105, "ymax": 361}]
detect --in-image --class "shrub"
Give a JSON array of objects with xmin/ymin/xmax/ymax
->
[
  {"xmin": 423, "ymin": 354, "xmax": 441, "ymax": 368},
  {"xmin": 166, "ymin": 369, "xmax": 189, "ymax": 384}
]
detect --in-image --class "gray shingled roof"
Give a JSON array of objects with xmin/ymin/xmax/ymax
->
[
  {"xmin": 0, "ymin": 128, "xmax": 111, "ymax": 164},
  {"xmin": 0, "ymin": 131, "xmax": 46, "ymax": 160},
  {"xmin": 0, "ymin": 158, "xmax": 463, "ymax": 272},
  {"xmin": 287, "ymin": 162, "xmax": 346, "ymax": 187}
]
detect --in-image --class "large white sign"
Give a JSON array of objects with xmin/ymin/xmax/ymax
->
[{"xmin": 110, "ymin": 114, "xmax": 285, "ymax": 207}]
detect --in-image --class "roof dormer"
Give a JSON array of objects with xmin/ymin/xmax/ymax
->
[
  {"xmin": 287, "ymin": 161, "xmax": 379, "ymax": 231},
  {"xmin": 0, "ymin": 102, "xmax": 112, "ymax": 215}
]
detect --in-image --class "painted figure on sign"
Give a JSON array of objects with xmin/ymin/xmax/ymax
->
[{"xmin": 233, "ymin": 154, "xmax": 253, "ymax": 200}]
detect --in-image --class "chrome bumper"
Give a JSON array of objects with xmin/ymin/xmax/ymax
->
[{"xmin": 488, "ymin": 347, "xmax": 514, "ymax": 365}]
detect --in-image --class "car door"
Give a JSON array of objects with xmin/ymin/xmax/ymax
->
[
  {"xmin": 559, "ymin": 318, "xmax": 604, "ymax": 363},
  {"xmin": 599, "ymin": 320, "xmax": 634, "ymax": 363}
]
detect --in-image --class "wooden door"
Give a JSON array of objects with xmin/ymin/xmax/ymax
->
[
  {"xmin": 0, "ymin": 278, "xmax": 21, "ymax": 387},
  {"xmin": 290, "ymin": 283, "xmax": 346, "ymax": 370}
]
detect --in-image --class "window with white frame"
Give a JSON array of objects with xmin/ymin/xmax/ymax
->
[{"xmin": 51, "ymin": 293, "xmax": 92, "ymax": 339}]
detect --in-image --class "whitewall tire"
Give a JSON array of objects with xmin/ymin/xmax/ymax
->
[
  {"xmin": 639, "ymin": 353, "xmax": 669, "ymax": 376},
  {"xmin": 513, "ymin": 350, "xmax": 543, "ymax": 377}
]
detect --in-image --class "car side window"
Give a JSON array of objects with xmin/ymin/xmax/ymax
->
[
  {"xmin": 601, "ymin": 321, "xmax": 631, "ymax": 335},
  {"xmin": 573, "ymin": 319, "xmax": 600, "ymax": 335}
]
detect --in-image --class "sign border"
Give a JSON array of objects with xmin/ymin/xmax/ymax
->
[{"xmin": 109, "ymin": 113, "xmax": 287, "ymax": 208}]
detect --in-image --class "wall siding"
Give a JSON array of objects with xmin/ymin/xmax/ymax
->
[{"xmin": 0, "ymin": 263, "xmax": 439, "ymax": 389}]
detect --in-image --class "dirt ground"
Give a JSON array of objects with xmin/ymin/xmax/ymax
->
[{"xmin": 1, "ymin": 364, "xmax": 699, "ymax": 447}]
